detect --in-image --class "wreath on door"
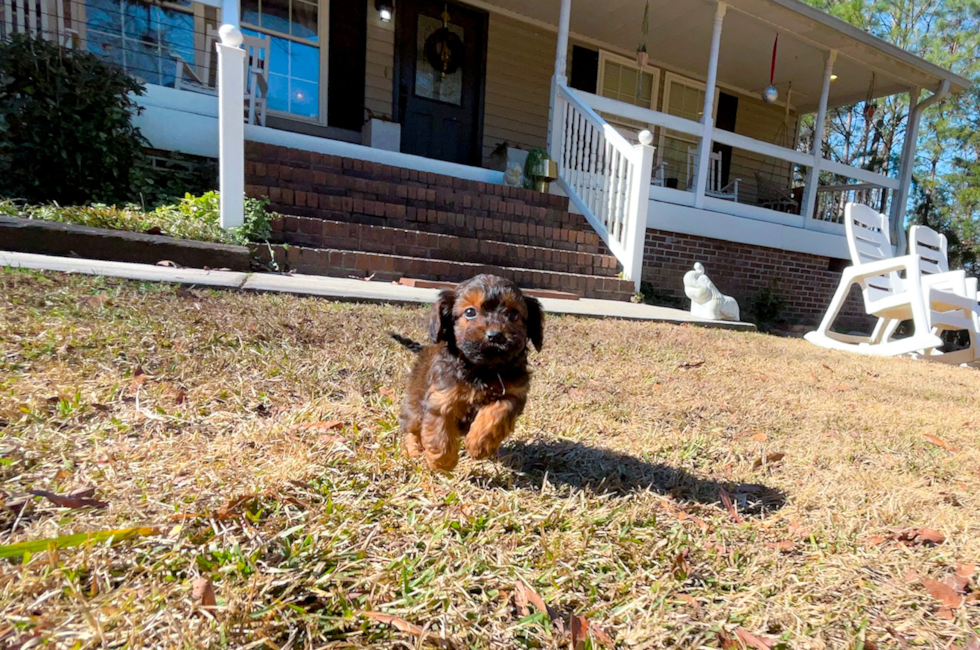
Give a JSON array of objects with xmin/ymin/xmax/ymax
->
[{"xmin": 424, "ymin": 26, "xmax": 463, "ymax": 77}]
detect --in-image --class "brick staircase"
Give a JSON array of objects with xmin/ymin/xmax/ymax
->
[{"xmin": 244, "ymin": 143, "xmax": 635, "ymax": 301}]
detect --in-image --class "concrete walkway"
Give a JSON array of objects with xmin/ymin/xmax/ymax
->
[{"xmin": 0, "ymin": 251, "xmax": 756, "ymax": 331}]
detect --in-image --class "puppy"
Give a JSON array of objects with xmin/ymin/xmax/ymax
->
[{"xmin": 391, "ymin": 274, "xmax": 544, "ymax": 471}]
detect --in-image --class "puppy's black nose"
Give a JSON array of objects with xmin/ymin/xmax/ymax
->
[{"xmin": 486, "ymin": 330, "xmax": 505, "ymax": 344}]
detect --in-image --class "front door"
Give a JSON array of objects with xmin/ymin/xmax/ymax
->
[{"xmin": 394, "ymin": 0, "xmax": 487, "ymax": 166}]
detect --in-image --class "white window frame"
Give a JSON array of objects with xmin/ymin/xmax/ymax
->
[
  {"xmin": 241, "ymin": 0, "xmax": 329, "ymax": 125},
  {"xmin": 595, "ymin": 50, "xmax": 660, "ymax": 136},
  {"xmin": 659, "ymin": 71, "xmax": 720, "ymax": 150}
]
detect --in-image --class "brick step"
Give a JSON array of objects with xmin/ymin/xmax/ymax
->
[
  {"xmin": 271, "ymin": 208, "xmax": 607, "ymax": 254},
  {"xmin": 272, "ymin": 216, "xmax": 623, "ymax": 279},
  {"xmin": 260, "ymin": 244, "xmax": 635, "ymax": 302}
]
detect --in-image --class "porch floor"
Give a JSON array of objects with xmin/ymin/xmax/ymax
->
[{"xmin": 0, "ymin": 251, "xmax": 756, "ymax": 330}]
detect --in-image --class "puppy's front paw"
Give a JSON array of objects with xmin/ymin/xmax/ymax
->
[
  {"xmin": 403, "ymin": 432, "xmax": 424, "ymax": 458},
  {"xmin": 464, "ymin": 434, "xmax": 499, "ymax": 461}
]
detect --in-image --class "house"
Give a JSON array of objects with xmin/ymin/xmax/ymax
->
[{"xmin": 1, "ymin": 0, "xmax": 970, "ymax": 321}]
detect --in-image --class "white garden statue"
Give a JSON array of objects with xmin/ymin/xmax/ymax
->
[
  {"xmin": 683, "ymin": 262, "xmax": 740, "ymax": 321},
  {"xmin": 503, "ymin": 162, "xmax": 523, "ymax": 188}
]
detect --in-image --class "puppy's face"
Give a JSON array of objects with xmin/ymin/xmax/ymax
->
[{"xmin": 429, "ymin": 275, "xmax": 543, "ymax": 367}]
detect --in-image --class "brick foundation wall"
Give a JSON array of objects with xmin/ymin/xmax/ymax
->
[{"xmin": 642, "ymin": 229, "xmax": 869, "ymax": 328}]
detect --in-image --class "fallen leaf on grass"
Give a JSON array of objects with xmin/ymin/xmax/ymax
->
[
  {"xmin": 865, "ymin": 535, "xmax": 888, "ymax": 546},
  {"xmin": 79, "ymin": 295, "xmax": 110, "ymax": 308},
  {"xmin": 216, "ymin": 494, "xmax": 257, "ymax": 520},
  {"xmin": 752, "ymin": 452, "xmax": 785, "ymax": 470},
  {"xmin": 672, "ymin": 548, "xmax": 691, "ymax": 579},
  {"xmin": 734, "ymin": 628, "xmax": 777, "ymax": 650},
  {"xmin": 924, "ymin": 434, "xmax": 959, "ymax": 452},
  {"xmin": 515, "ymin": 580, "xmax": 563, "ymax": 630},
  {"xmin": 892, "ymin": 528, "xmax": 945, "ymax": 546},
  {"xmin": 355, "ymin": 610, "xmax": 456, "ymax": 649},
  {"xmin": 192, "ymin": 576, "xmax": 217, "ymax": 609},
  {"xmin": 677, "ymin": 361, "xmax": 705, "ymax": 370},
  {"xmin": 963, "ymin": 635, "xmax": 980, "ymax": 650},
  {"xmin": 749, "ymin": 433, "xmax": 768, "ymax": 442},
  {"xmin": 950, "ymin": 564, "xmax": 976, "ymax": 592},
  {"xmin": 718, "ymin": 488, "xmax": 742, "ymax": 523},
  {"xmin": 674, "ymin": 594, "xmax": 700, "ymax": 611},
  {"xmin": 569, "ymin": 614, "xmax": 588, "ymax": 650},
  {"xmin": 28, "ymin": 489, "xmax": 107, "ymax": 509},
  {"xmin": 677, "ymin": 511, "xmax": 712, "ymax": 534},
  {"xmin": 0, "ymin": 526, "xmax": 160, "ymax": 559},
  {"xmin": 175, "ymin": 389, "xmax": 187, "ymax": 405},
  {"xmin": 766, "ymin": 540, "xmax": 795, "ymax": 552},
  {"xmin": 788, "ymin": 519, "xmax": 810, "ymax": 538},
  {"xmin": 299, "ymin": 420, "xmax": 343, "ymax": 432},
  {"xmin": 129, "ymin": 366, "xmax": 146, "ymax": 393},
  {"xmin": 922, "ymin": 577, "xmax": 964, "ymax": 609}
]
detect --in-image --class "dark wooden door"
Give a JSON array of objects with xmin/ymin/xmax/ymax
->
[{"xmin": 394, "ymin": 0, "xmax": 487, "ymax": 165}]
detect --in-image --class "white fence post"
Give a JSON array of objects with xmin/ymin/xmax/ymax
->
[
  {"xmin": 624, "ymin": 130, "xmax": 655, "ymax": 291},
  {"xmin": 217, "ymin": 24, "xmax": 245, "ymax": 229}
]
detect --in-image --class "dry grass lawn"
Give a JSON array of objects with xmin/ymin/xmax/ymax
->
[{"xmin": 1, "ymin": 268, "xmax": 979, "ymax": 650}]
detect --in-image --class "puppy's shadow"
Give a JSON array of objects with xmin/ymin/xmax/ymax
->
[{"xmin": 487, "ymin": 438, "xmax": 785, "ymax": 516}]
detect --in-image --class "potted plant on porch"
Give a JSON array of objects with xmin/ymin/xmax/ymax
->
[{"xmin": 522, "ymin": 148, "xmax": 558, "ymax": 193}]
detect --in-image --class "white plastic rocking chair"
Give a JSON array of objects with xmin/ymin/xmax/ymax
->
[
  {"xmin": 804, "ymin": 203, "xmax": 978, "ymax": 361},
  {"xmin": 907, "ymin": 224, "xmax": 979, "ymax": 365}
]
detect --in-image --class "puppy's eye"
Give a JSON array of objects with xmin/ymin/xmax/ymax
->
[
  {"xmin": 463, "ymin": 307, "xmax": 478, "ymax": 320},
  {"xmin": 507, "ymin": 309, "xmax": 520, "ymax": 322}
]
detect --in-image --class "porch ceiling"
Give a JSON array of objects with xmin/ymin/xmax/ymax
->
[{"xmin": 481, "ymin": 0, "xmax": 970, "ymax": 112}]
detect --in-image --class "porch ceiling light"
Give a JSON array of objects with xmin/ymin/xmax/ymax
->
[
  {"xmin": 830, "ymin": 74, "xmax": 839, "ymax": 81},
  {"xmin": 376, "ymin": 0, "xmax": 393, "ymax": 22}
]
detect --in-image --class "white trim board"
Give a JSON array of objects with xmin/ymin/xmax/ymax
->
[
  {"xmin": 132, "ymin": 85, "xmax": 505, "ymax": 184},
  {"xmin": 646, "ymin": 198, "xmax": 850, "ymax": 259}
]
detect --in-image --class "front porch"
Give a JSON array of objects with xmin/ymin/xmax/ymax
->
[{"xmin": 2, "ymin": 0, "xmax": 967, "ymax": 315}]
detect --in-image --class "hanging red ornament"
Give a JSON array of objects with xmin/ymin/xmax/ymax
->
[{"xmin": 762, "ymin": 33, "xmax": 779, "ymax": 104}]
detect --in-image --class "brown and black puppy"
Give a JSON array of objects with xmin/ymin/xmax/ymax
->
[{"xmin": 390, "ymin": 274, "xmax": 544, "ymax": 471}]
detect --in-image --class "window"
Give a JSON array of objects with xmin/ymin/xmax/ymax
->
[
  {"xmin": 85, "ymin": 0, "xmax": 197, "ymax": 87},
  {"xmin": 242, "ymin": 0, "xmax": 322, "ymax": 120},
  {"xmin": 660, "ymin": 72, "xmax": 719, "ymax": 189},
  {"xmin": 596, "ymin": 51, "xmax": 659, "ymax": 133}
]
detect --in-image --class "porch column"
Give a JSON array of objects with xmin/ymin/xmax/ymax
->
[
  {"xmin": 799, "ymin": 49, "xmax": 836, "ymax": 227},
  {"xmin": 216, "ymin": 16, "xmax": 245, "ymax": 229},
  {"xmin": 889, "ymin": 80, "xmax": 950, "ymax": 253},
  {"xmin": 692, "ymin": 1, "xmax": 726, "ymax": 209},
  {"xmin": 548, "ymin": 0, "xmax": 572, "ymax": 160}
]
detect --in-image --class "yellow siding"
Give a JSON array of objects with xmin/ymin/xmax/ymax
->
[
  {"xmin": 481, "ymin": 13, "xmax": 555, "ymax": 165},
  {"xmin": 365, "ymin": 0, "xmax": 395, "ymax": 120},
  {"xmin": 729, "ymin": 94, "xmax": 799, "ymax": 205}
]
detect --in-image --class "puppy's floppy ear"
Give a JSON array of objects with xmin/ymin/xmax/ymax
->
[
  {"xmin": 524, "ymin": 297, "xmax": 544, "ymax": 351},
  {"xmin": 428, "ymin": 289, "xmax": 456, "ymax": 345}
]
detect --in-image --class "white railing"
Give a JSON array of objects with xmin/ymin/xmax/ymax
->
[
  {"xmin": 551, "ymin": 83, "xmax": 654, "ymax": 290},
  {"xmin": 1, "ymin": 0, "xmax": 79, "ymax": 46},
  {"xmin": 814, "ymin": 183, "xmax": 889, "ymax": 225}
]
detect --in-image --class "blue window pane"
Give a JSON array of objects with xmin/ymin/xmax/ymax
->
[
  {"xmin": 85, "ymin": 0, "xmax": 121, "ymax": 33},
  {"xmin": 267, "ymin": 35, "xmax": 289, "ymax": 76},
  {"xmin": 290, "ymin": 39, "xmax": 318, "ymax": 82},
  {"xmin": 241, "ymin": 0, "xmax": 259, "ymax": 25},
  {"xmin": 267, "ymin": 74, "xmax": 289, "ymax": 113},
  {"xmin": 290, "ymin": 78, "xmax": 318, "ymax": 118},
  {"xmin": 87, "ymin": 32, "xmax": 123, "ymax": 69}
]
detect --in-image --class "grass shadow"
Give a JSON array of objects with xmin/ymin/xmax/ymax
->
[{"xmin": 488, "ymin": 437, "xmax": 786, "ymax": 516}]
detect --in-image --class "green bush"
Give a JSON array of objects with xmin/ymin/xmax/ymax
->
[
  {"xmin": 2, "ymin": 192, "xmax": 273, "ymax": 246},
  {"xmin": 748, "ymin": 283, "xmax": 786, "ymax": 330},
  {"xmin": 0, "ymin": 35, "xmax": 150, "ymax": 205}
]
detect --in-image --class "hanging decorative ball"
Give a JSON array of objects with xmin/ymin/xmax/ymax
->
[
  {"xmin": 762, "ymin": 85, "xmax": 779, "ymax": 104},
  {"xmin": 863, "ymin": 102, "xmax": 877, "ymax": 121}
]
